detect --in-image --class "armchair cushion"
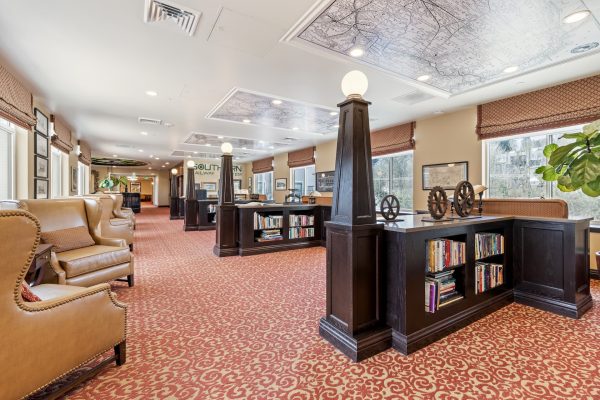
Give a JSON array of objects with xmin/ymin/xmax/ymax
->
[
  {"xmin": 57, "ymin": 245, "xmax": 131, "ymax": 278},
  {"xmin": 21, "ymin": 282, "xmax": 41, "ymax": 302},
  {"xmin": 41, "ymin": 226, "xmax": 95, "ymax": 252},
  {"xmin": 30, "ymin": 283, "xmax": 88, "ymax": 300}
]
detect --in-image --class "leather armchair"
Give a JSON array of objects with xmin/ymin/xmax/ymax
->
[
  {"xmin": 0, "ymin": 209, "xmax": 127, "ymax": 400},
  {"xmin": 20, "ymin": 198, "xmax": 135, "ymax": 287},
  {"xmin": 83, "ymin": 195, "xmax": 134, "ymax": 249},
  {"xmin": 107, "ymin": 193, "xmax": 136, "ymax": 229}
]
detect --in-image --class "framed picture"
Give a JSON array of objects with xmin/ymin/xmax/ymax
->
[
  {"xmin": 34, "ymin": 155, "xmax": 48, "ymax": 178},
  {"xmin": 275, "ymin": 178, "xmax": 287, "ymax": 191},
  {"xmin": 248, "ymin": 177, "xmax": 252, "ymax": 190},
  {"xmin": 422, "ymin": 161, "xmax": 469, "ymax": 190},
  {"xmin": 34, "ymin": 131, "xmax": 48, "ymax": 157},
  {"xmin": 316, "ymin": 171, "xmax": 334, "ymax": 192},
  {"xmin": 34, "ymin": 179, "xmax": 48, "ymax": 199},
  {"xmin": 71, "ymin": 166, "xmax": 78, "ymax": 193},
  {"xmin": 130, "ymin": 182, "xmax": 141, "ymax": 193},
  {"xmin": 34, "ymin": 108, "xmax": 48, "ymax": 136},
  {"xmin": 203, "ymin": 182, "xmax": 216, "ymax": 191},
  {"xmin": 233, "ymin": 179, "xmax": 241, "ymax": 190}
]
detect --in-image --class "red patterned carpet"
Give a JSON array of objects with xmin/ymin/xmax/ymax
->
[{"xmin": 40, "ymin": 206, "xmax": 600, "ymax": 399}]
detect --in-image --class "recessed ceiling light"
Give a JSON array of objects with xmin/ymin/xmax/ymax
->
[
  {"xmin": 571, "ymin": 42, "xmax": 599, "ymax": 53},
  {"xmin": 145, "ymin": 90, "xmax": 158, "ymax": 97},
  {"xmin": 112, "ymin": 154, "xmax": 118, "ymax": 157},
  {"xmin": 350, "ymin": 47, "xmax": 364, "ymax": 57},
  {"xmin": 329, "ymin": 111, "xmax": 338, "ymax": 116},
  {"xmin": 217, "ymin": 136, "xmax": 224, "ymax": 139},
  {"xmin": 563, "ymin": 10, "xmax": 591, "ymax": 24},
  {"xmin": 165, "ymin": 162, "xmax": 170, "ymax": 164},
  {"xmin": 242, "ymin": 147, "xmax": 247, "ymax": 150},
  {"xmin": 164, "ymin": 122, "xmax": 174, "ymax": 127},
  {"xmin": 259, "ymin": 140, "xmax": 265, "ymax": 144},
  {"xmin": 243, "ymin": 119, "xmax": 251, "ymax": 123},
  {"xmin": 268, "ymin": 146, "xmax": 275, "ymax": 149},
  {"xmin": 292, "ymin": 127, "xmax": 299, "ymax": 131},
  {"xmin": 272, "ymin": 99, "xmax": 282, "ymax": 105},
  {"xmin": 206, "ymin": 144, "xmax": 211, "ymax": 147},
  {"xmin": 417, "ymin": 74, "xmax": 431, "ymax": 82},
  {"xmin": 140, "ymin": 131, "xmax": 148, "ymax": 136},
  {"xmin": 187, "ymin": 155, "xmax": 192, "ymax": 158},
  {"xmin": 148, "ymin": 167, "xmax": 152, "ymax": 169},
  {"xmin": 503, "ymin": 66, "xmax": 519, "ymax": 73},
  {"xmin": 193, "ymin": 151, "xmax": 198, "ymax": 154},
  {"xmin": 149, "ymin": 154, "xmax": 154, "ymax": 158},
  {"xmin": 138, "ymin": 149, "xmax": 144, "ymax": 152},
  {"xmin": 155, "ymin": 157, "xmax": 160, "ymax": 160},
  {"xmin": 433, "ymin": 110, "xmax": 445, "ymax": 115}
]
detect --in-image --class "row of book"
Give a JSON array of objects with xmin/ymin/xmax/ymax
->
[
  {"xmin": 475, "ymin": 262, "xmax": 504, "ymax": 294},
  {"xmin": 475, "ymin": 233, "xmax": 504, "ymax": 260},
  {"xmin": 207, "ymin": 204, "xmax": 216, "ymax": 213},
  {"xmin": 425, "ymin": 270, "xmax": 463, "ymax": 313},
  {"xmin": 256, "ymin": 229, "xmax": 283, "ymax": 242},
  {"xmin": 289, "ymin": 214, "xmax": 314, "ymax": 227},
  {"xmin": 427, "ymin": 239, "xmax": 466, "ymax": 272},
  {"xmin": 289, "ymin": 227, "xmax": 315, "ymax": 239},
  {"xmin": 254, "ymin": 213, "xmax": 283, "ymax": 229}
]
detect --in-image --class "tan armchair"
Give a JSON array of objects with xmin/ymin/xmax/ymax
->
[
  {"xmin": 107, "ymin": 193, "xmax": 136, "ymax": 229},
  {"xmin": 20, "ymin": 198, "xmax": 135, "ymax": 287},
  {"xmin": 83, "ymin": 195, "xmax": 134, "ymax": 250},
  {"xmin": 0, "ymin": 209, "xmax": 127, "ymax": 400}
]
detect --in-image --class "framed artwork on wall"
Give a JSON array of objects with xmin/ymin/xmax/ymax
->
[
  {"xmin": 71, "ymin": 166, "xmax": 78, "ymax": 193},
  {"xmin": 34, "ymin": 155, "xmax": 48, "ymax": 179},
  {"xmin": 422, "ymin": 161, "xmax": 469, "ymax": 190},
  {"xmin": 203, "ymin": 182, "xmax": 216, "ymax": 191},
  {"xmin": 34, "ymin": 131, "xmax": 48, "ymax": 157},
  {"xmin": 275, "ymin": 178, "xmax": 287, "ymax": 191},
  {"xmin": 130, "ymin": 182, "xmax": 141, "ymax": 193},
  {"xmin": 34, "ymin": 179, "xmax": 48, "ymax": 199},
  {"xmin": 34, "ymin": 108, "xmax": 48, "ymax": 136},
  {"xmin": 316, "ymin": 171, "xmax": 334, "ymax": 192},
  {"xmin": 234, "ymin": 179, "xmax": 241, "ymax": 190}
]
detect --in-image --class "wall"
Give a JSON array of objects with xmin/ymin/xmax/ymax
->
[
  {"xmin": 592, "ymin": 232, "xmax": 600, "ymax": 271},
  {"xmin": 315, "ymin": 140, "xmax": 337, "ymax": 198},
  {"xmin": 181, "ymin": 158, "xmax": 247, "ymax": 196},
  {"xmin": 412, "ymin": 107, "xmax": 481, "ymax": 210},
  {"xmin": 273, "ymin": 153, "xmax": 289, "ymax": 203},
  {"xmin": 91, "ymin": 166, "xmax": 171, "ymax": 206}
]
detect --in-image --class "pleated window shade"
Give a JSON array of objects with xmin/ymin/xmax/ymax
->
[
  {"xmin": 50, "ymin": 115, "xmax": 74, "ymax": 154},
  {"xmin": 78, "ymin": 140, "xmax": 92, "ymax": 166},
  {"xmin": 252, "ymin": 157, "xmax": 274, "ymax": 173},
  {"xmin": 0, "ymin": 64, "xmax": 36, "ymax": 129},
  {"xmin": 370, "ymin": 122, "xmax": 415, "ymax": 156},
  {"xmin": 287, "ymin": 147, "xmax": 315, "ymax": 168},
  {"xmin": 477, "ymin": 74, "xmax": 600, "ymax": 140}
]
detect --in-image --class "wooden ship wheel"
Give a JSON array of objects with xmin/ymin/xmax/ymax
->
[
  {"xmin": 454, "ymin": 181, "xmax": 475, "ymax": 217},
  {"xmin": 380, "ymin": 195, "xmax": 400, "ymax": 221},
  {"xmin": 427, "ymin": 186, "xmax": 448, "ymax": 220}
]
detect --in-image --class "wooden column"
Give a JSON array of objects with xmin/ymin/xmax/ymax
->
[
  {"xmin": 183, "ymin": 166, "xmax": 199, "ymax": 231},
  {"xmin": 213, "ymin": 153, "xmax": 238, "ymax": 256},
  {"xmin": 169, "ymin": 172, "xmax": 181, "ymax": 220},
  {"xmin": 319, "ymin": 97, "xmax": 391, "ymax": 362}
]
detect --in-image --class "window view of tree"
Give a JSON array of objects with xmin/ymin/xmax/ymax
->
[
  {"xmin": 254, "ymin": 171, "xmax": 273, "ymax": 200},
  {"xmin": 486, "ymin": 127, "xmax": 599, "ymax": 222},
  {"xmin": 372, "ymin": 152, "xmax": 413, "ymax": 210}
]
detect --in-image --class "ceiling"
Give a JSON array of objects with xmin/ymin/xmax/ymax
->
[{"xmin": 0, "ymin": 0, "xmax": 599, "ymax": 171}]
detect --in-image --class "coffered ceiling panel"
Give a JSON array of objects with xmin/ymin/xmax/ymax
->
[
  {"xmin": 294, "ymin": 0, "xmax": 600, "ymax": 94},
  {"xmin": 206, "ymin": 88, "xmax": 339, "ymax": 135},
  {"xmin": 184, "ymin": 132, "xmax": 294, "ymax": 152}
]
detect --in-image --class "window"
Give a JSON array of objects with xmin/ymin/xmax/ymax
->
[
  {"xmin": 78, "ymin": 162, "xmax": 89, "ymax": 196},
  {"xmin": 0, "ymin": 118, "xmax": 15, "ymax": 199},
  {"xmin": 253, "ymin": 171, "xmax": 273, "ymax": 200},
  {"xmin": 51, "ymin": 146, "xmax": 64, "ymax": 198},
  {"xmin": 486, "ymin": 125, "xmax": 600, "ymax": 222},
  {"xmin": 372, "ymin": 151, "xmax": 413, "ymax": 210},
  {"xmin": 290, "ymin": 165, "xmax": 315, "ymax": 196}
]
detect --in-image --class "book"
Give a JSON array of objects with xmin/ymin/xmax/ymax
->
[
  {"xmin": 475, "ymin": 233, "xmax": 504, "ymax": 260},
  {"xmin": 426, "ymin": 239, "xmax": 466, "ymax": 272}
]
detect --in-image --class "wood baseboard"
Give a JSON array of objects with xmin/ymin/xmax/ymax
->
[
  {"xmin": 319, "ymin": 318, "xmax": 392, "ymax": 362},
  {"xmin": 514, "ymin": 290, "xmax": 593, "ymax": 319},
  {"xmin": 590, "ymin": 268, "xmax": 599, "ymax": 280},
  {"xmin": 212, "ymin": 245, "xmax": 239, "ymax": 257},
  {"xmin": 238, "ymin": 241, "xmax": 322, "ymax": 256}
]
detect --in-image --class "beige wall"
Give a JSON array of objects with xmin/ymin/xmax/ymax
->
[
  {"xmin": 413, "ymin": 107, "xmax": 481, "ymax": 210},
  {"xmin": 591, "ymin": 232, "xmax": 600, "ymax": 271},
  {"xmin": 181, "ymin": 158, "xmax": 248, "ymax": 196},
  {"xmin": 273, "ymin": 153, "xmax": 290, "ymax": 203},
  {"xmin": 315, "ymin": 140, "xmax": 337, "ymax": 198}
]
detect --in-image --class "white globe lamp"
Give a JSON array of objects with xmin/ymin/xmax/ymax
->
[
  {"xmin": 221, "ymin": 142, "xmax": 233, "ymax": 154},
  {"xmin": 171, "ymin": 168, "xmax": 178, "ymax": 175},
  {"xmin": 341, "ymin": 70, "xmax": 368, "ymax": 99},
  {"xmin": 186, "ymin": 160, "xmax": 195, "ymax": 168}
]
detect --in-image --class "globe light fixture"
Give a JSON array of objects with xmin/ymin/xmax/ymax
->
[
  {"xmin": 186, "ymin": 160, "xmax": 195, "ymax": 168},
  {"xmin": 341, "ymin": 70, "xmax": 369, "ymax": 99},
  {"xmin": 221, "ymin": 142, "xmax": 233, "ymax": 154},
  {"xmin": 171, "ymin": 168, "xmax": 178, "ymax": 175}
]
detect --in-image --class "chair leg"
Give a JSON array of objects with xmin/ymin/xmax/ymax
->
[
  {"xmin": 127, "ymin": 274, "xmax": 134, "ymax": 287},
  {"xmin": 114, "ymin": 341, "xmax": 127, "ymax": 366},
  {"xmin": 129, "ymin": 243, "xmax": 133, "ymax": 251}
]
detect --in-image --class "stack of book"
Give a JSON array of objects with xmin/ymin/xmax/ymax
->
[
  {"xmin": 475, "ymin": 233, "xmax": 504, "ymax": 259},
  {"xmin": 289, "ymin": 214, "xmax": 314, "ymax": 227},
  {"xmin": 475, "ymin": 262, "xmax": 504, "ymax": 293},
  {"xmin": 425, "ymin": 271, "xmax": 463, "ymax": 313},
  {"xmin": 256, "ymin": 229, "xmax": 283, "ymax": 242},
  {"xmin": 289, "ymin": 227, "xmax": 315, "ymax": 239},
  {"xmin": 254, "ymin": 213, "xmax": 283, "ymax": 229},
  {"xmin": 427, "ymin": 239, "xmax": 466, "ymax": 272}
]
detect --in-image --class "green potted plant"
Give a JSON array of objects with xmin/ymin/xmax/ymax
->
[
  {"xmin": 98, "ymin": 175, "xmax": 129, "ymax": 192},
  {"xmin": 536, "ymin": 119, "xmax": 600, "ymax": 197}
]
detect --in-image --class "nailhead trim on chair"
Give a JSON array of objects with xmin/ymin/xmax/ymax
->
[{"xmin": 1, "ymin": 210, "xmax": 128, "ymax": 400}]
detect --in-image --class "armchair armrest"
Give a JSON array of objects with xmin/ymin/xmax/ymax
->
[
  {"xmin": 49, "ymin": 252, "xmax": 67, "ymax": 284},
  {"xmin": 113, "ymin": 209, "xmax": 129, "ymax": 219},
  {"xmin": 93, "ymin": 235, "xmax": 127, "ymax": 248}
]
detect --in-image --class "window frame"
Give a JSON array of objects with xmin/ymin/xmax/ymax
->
[
  {"xmin": 0, "ymin": 119, "xmax": 16, "ymax": 199},
  {"xmin": 253, "ymin": 171, "xmax": 274, "ymax": 200},
  {"xmin": 289, "ymin": 164, "xmax": 316, "ymax": 196},
  {"xmin": 372, "ymin": 150, "xmax": 414, "ymax": 212}
]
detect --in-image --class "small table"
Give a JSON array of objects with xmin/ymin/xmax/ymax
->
[{"xmin": 26, "ymin": 243, "xmax": 52, "ymax": 287}]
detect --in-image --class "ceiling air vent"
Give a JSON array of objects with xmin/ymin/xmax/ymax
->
[
  {"xmin": 144, "ymin": 0, "xmax": 201, "ymax": 37},
  {"xmin": 392, "ymin": 89, "xmax": 435, "ymax": 106},
  {"xmin": 138, "ymin": 117, "xmax": 163, "ymax": 125}
]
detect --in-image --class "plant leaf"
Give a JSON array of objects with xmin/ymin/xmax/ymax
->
[
  {"xmin": 543, "ymin": 143, "xmax": 559, "ymax": 158},
  {"xmin": 535, "ymin": 165, "xmax": 552, "ymax": 174},
  {"xmin": 570, "ymin": 153, "xmax": 600, "ymax": 186},
  {"xmin": 542, "ymin": 168, "xmax": 558, "ymax": 181},
  {"xmin": 582, "ymin": 183, "xmax": 600, "ymax": 197},
  {"xmin": 560, "ymin": 133, "xmax": 587, "ymax": 141},
  {"xmin": 548, "ymin": 142, "xmax": 581, "ymax": 166}
]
